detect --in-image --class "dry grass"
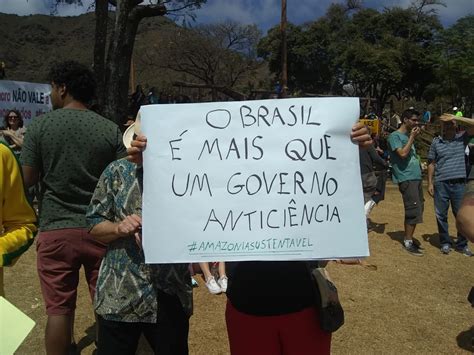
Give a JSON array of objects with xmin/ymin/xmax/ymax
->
[{"xmin": 4, "ymin": 182, "xmax": 473, "ymax": 354}]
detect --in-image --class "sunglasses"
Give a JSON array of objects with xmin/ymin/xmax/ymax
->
[{"xmin": 8, "ymin": 115, "xmax": 19, "ymax": 119}]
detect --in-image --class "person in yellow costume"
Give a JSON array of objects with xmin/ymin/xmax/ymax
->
[{"xmin": 0, "ymin": 142, "xmax": 37, "ymax": 296}]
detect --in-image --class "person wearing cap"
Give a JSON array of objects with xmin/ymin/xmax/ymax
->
[
  {"xmin": 439, "ymin": 114, "xmax": 474, "ymax": 243},
  {"xmin": 387, "ymin": 109, "xmax": 424, "ymax": 256},
  {"xmin": 86, "ymin": 120, "xmax": 192, "ymax": 354},
  {"xmin": 427, "ymin": 118, "xmax": 472, "ymax": 256},
  {"xmin": 453, "ymin": 106, "xmax": 464, "ymax": 117},
  {"xmin": 21, "ymin": 61, "xmax": 126, "ymax": 355}
]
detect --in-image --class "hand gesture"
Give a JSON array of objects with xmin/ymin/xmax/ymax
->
[
  {"xmin": 351, "ymin": 122, "xmax": 372, "ymax": 148},
  {"xmin": 410, "ymin": 126, "xmax": 421, "ymax": 137},
  {"xmin": 126, "ymin": 134, "xmax": 147, "ymax": 165},
  {"xmin": 439, "ymin": 113, "xmax": 456, "ymax": 122},
  {"xmin": 116, "ymin": 214, "xmax": 142, "ymax": 238},
  {"xmin": 2, "ymin": 129, "xmax": 12, "ymax": 137}
]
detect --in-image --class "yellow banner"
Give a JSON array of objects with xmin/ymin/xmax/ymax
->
[{"xmin": 359, "ymin": 119, "xmax": 380, "ymax": 135}]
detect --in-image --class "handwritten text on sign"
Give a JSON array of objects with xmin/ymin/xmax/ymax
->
[{"xmin": 141, "ymin": 98, "xmax": 368, "ymax": 263}]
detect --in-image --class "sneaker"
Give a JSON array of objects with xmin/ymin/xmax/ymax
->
[
  {"xmin": 205, "ymin": 276, "xmax": 222, "ymax": 294},
  {"xmin": 456, "ymin": 246, "xmax": 473, "ymax": 257},
  {"xmin": 218, "ymin": 276, "xmax": 228, "ymax": 293},
  {"xmin": 404, "ymin": 243, "xmax": 423, "ymax": 256},
  {"xmin": 440, "ymin": 244, "xmax": 451, "ymax": 255},
  {"xmin": 191, "ymin": 276, "xmax": 199, "ymax": 288},
  {"xmin": 364, "ymin": 200, "xmax": 376, "ymax": 217},
  {"xmin": 412, "ymin": 239, "xmax": 424, "ymax": 250}
]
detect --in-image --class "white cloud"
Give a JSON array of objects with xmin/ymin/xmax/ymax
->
[
  {"xmin": 363, "ymin": 0, "xmax": 473, "ymax": 25},
  {"xmin": 288, "ymin": 0, "xmax": 344, "ymax": 25},
  {"xmin": 195, "ymin": 0, "xmax": 279, "ymax": 27},
  {"xmin": 0, "ymin": 0, "xmax": 50, "ymax": 15},
  {"xmin": 438, "ymin": 0, "xmax": 473, "ymax": 25},
  {"xmin": 0, "ymin": 0, "xmax": 90, "ymax": 17}
]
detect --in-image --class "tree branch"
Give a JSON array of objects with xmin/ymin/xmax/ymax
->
[{"xmin": 131, "ymin": 3, "xmax": 167, "ymax": 21}]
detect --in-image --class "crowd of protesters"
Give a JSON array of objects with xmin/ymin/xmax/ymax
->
[
  {"xmin": 359, "ymin": 107, "xmax": 473, "ymax": 257},
  {"xmin": 1, "ymin": 60, "xmax": 473, "ymax": 355}
]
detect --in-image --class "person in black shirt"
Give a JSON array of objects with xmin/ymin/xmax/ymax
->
[{"xmin": 127, "ymin": 122, "xmax": 372, "ymax": 355}]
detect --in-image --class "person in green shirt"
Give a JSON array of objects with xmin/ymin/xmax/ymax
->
[
  {"xmin": 388, "ymin": 109, "xmax": 424, "ymax": 256},
  {"xmin": 453, "ymin": 106, "xmax": 463, "ymax": 117},
  {"xmin": 21, "ymin": 61, "xmax": 126, "ymax": 355}
]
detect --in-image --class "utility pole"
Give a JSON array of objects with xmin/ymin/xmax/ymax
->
[{"xmin": 280, "ymin": 0, "xmax": 288, "ymax": 98}]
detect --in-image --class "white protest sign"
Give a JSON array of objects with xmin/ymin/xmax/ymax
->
[
  {"xmin": 0, "ymin": 296, "xmax": 36, "ymax": 354},
  {"xmin": 141, "ymin": 97, "xmax": 368, "ymax": 263},
  {"xmin": 0, "ymin": 80, "xmax": 52, "ymax": 126}
]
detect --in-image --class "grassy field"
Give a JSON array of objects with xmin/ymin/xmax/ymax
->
[{"xmin": 4, "ymin": 182, "xmax": 473, "ymax": 354}]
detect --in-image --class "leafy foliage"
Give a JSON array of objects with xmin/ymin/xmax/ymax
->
[
  {"xmin": 257, "ymin": 0, "xmax": 466, "ymax": 114},
  {"xmin": 433, "ymin": 15, "xmax": 474, "ymax": 111}
]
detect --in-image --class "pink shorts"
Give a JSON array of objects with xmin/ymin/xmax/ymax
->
[{"xmin": 36, "ymin": 228, "xmax": 106, "ymax": 316}]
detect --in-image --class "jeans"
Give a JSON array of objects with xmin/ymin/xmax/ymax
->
[{"xmin": 434, "ymin": 180, "xmax": 467, "ymax": 249}]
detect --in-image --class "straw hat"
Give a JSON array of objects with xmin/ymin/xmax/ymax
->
[{"xmin": 123, "ymin": 113, "xmax": 141, "ymax": 148}]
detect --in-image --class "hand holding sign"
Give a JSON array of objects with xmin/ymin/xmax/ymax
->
[{"xmin": 138, "ymin": 98, "xmax": 370, "ymax": 263}]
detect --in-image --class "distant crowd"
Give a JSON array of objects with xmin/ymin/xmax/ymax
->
[{"xmin": 1, "ymin": 60, "xmax": 473, "ymax": 355}]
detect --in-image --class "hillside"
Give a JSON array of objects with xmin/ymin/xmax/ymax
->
[
  {"xmin": 0, "ymin": 12, "xmax": 270, "ymax": 98},
  {"xmin": 0, "ymin": 12, "xmax": 174, "ymax": 83}
]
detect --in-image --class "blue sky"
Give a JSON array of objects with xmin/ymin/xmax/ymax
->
[{"xmin": 1, "ymin": 0, "xmax": 472, "ymax": 32}]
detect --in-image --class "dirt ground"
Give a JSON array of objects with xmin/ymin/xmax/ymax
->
[{"xmin": 4, "ymin": 181, "xmax": 473, "ymax": 354}]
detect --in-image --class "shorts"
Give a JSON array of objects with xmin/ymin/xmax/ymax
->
[
  {"xmin": 398, "ymin": 180, "xmax": 424, "ymax": 225},
  {"xmin": 36, "ymin": 228, "xmax": 107, "ymax": 316}
]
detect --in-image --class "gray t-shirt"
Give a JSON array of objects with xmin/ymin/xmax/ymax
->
[{"xmin": 427, "ymin": 133, "xmax": 467, "ymax": 182}]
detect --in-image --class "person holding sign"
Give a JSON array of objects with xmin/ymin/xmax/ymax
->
[
  {"xmin": 87, "ymin": 156, "xmax": 192, "ymax": 354},
  {"xmin": 387, "ymin": 109, "xmax": 424, "ymax": 256},
  {"xmin": 127, "ymin": 121, "xmax": 372, "ymax": 355}
]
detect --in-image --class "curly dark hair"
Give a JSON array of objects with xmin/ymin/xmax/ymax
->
[
  {"xmin": 3, "ymin": 109, "xmax": 24, "ymax": 129},
  {"xmin": 47, "ymin": 60, "xmax": 96, "ymax": 104},
  {"xmin": 401, "ymin": 109, "xmax": 420, "ymax": 122}
]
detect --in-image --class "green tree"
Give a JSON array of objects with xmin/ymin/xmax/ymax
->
[
  {"xmin": 258, "ymin": 0, "xmax": 444, "ymax": 114},
  {"xmin": 435, "ymin": 15, "xmax": 474, "ymax": 115},
  {"xmin": 53, "ymin": 0, "xmax": 206, "ymax": 123}
]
